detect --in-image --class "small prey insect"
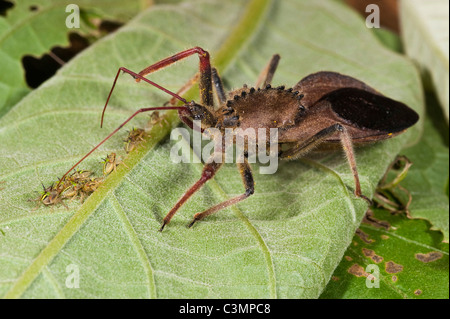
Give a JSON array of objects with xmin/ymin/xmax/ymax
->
[
  {"xmin": 101, "ymin": 152, "xmax": 126, "ymax": 175},
  {"xmin": 124, "ymin": 128, "xmax": 148, "ymax": 153},
  {"xmin": 57, "ymin": 47, "xmax": 419, "ymax": 231},
  {"xmin": 30, "ymin": 183, "xmax": 68, "ymax": 210}
]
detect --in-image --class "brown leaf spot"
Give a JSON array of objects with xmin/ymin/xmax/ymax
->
[
  {"xmin": 415, "ymin": 251, "xmax": 443, "ymax": 263},
  {"xmin": 362, "ymin": 248, "xmax": 384, "ymax": 263},
  {"xmin": 348, "ymin": 264, "xmax": 369, "ymax": 277},
  {"xmin": 381, "ymin": 235, "xmax": 389, "ymax": 240},
  {"xmin": 414, "ymin": 289, "xmax": 422, "ymax": 296},
  {"xmin": 385, "ymin": 261, "xmax": 403, "ymax": 274},
  {"xmin": 362, "ymin": 210, "xmax": 390, "ymax": 230},
  {"xmin": 391, "ymin": 275, "xmax": 398, "ymax": 282},
  {"xmin": 331, "ymin": 276, "xmax": 339, "ymax": 282},
  {"xmin": 372, "ymin": 255, "xmax": 383, "ymax": 263},
  {"xmin": 345, "ymin": 256, "xmax": 353, "ymax": 261},
  {"xmin": 356, "ymin": 229, "xmax": 374, "ymax": 244},
  {"xmin": 362, "ymin": 248, "xmax": 374, "ymax": 257}
]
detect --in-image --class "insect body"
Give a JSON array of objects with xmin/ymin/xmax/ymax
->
[
  {"xmin": 59, "ymin": 169, "xmax": 103, "ymax": 203},
  {"xmin": 58, "ymin": 47, "xmax": 419, "ymax": 231},
  {"xmin": 101, "ymin": 153, "xmax": 125, "ymax": 175},
  {"xmin": 124, "ymin": 128, "xmax": 147, "ymax": 153},
  {"xmin": 30, "ymin": 183, "xmax": 68, "ymax": 209}
]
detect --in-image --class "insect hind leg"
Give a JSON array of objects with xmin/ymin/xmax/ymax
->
[{"xmin": 280, "ymin": 123, "xmax": 371, "ymax": 204}]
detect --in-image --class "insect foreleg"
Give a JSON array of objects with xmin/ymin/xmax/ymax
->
[
  {"xmin": 138, "ymin": 47, "xmax": 214, "ymax": 109},
  {"xmin": 101, "ymin": 67, "xmax": 188, "ymax": 127},
  {"xmin": 159, "ymin": 158, "xmax": 223, "ymax": 231},
  {"xmin": 58, "ymin": 105, "xmax": 186, "ymax": 187}
]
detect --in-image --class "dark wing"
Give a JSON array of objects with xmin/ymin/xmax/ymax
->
[
  {"xmin": 322, "ymin": 87, "xmax": 419, "ymax": 133},
  {"xmin": 278, "ymin": 72, "xmax": 418, "ymax": 144}
]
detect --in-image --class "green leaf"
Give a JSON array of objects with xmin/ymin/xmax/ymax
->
[
  {"xmin": 0, "ymin": 0, "xmax": 423, "ymax": 298},
  {"xmin": 399, "ymin": 0, "xmax": 449, "ymax": 121},
  {"xmin": 320, "ymin": 208, "xmax": 449, "ymax": 299},
  {"xmin": 0, "ymin": 0, "xmax": 143, "ymax": 117},
  {"xmin": 397, "ymin": 95, "xmax": 449, "ymax": 241}
]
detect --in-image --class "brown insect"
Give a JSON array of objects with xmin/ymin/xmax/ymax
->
[
  {"xmin": 30, "ymin": 183, "xmax": 68, "ymax": 209},
  {"xmin": 59, "ymin": 169, "xmax": 97, "ymax": 202},
  {"xmin": 58, "ymin": 47, "xmax": 419, "ymax": 231},
  {"xmin": 65, "ymin": 169, "xmax": 93, "ymax": 183},
  {"xmin": 101, "ymin": 153, "xmax": 125, "ymax": 175},
  {"xmin": 79, "ymin": 177, "xmax": 103, "ymax": 202},
  {"xmin": 124, "ymin": 127, "xmax": 147, "ymax": 153}
]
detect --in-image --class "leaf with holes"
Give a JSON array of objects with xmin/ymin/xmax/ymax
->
[
  {"xmin": 320, "ymin": 208, "xmax": 449, "ymax": 299},
  {"xmin": 391, "ymin": 96, "xmax": 449, "ymax": 241},
  {"xmin": 0, "ymin": 0, "xmax": 143, "ymax": 117},
  {"xmin": 0, "ymin": 0, "xmax": 422, "ymax": 298}
]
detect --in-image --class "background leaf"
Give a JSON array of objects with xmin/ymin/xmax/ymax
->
[
  {"xmin": 399, "ymin": 0, "xmax": 449, "ymax": 121},
  {"xmin": 320, "ymin": 24, "xmax": 449, "ymax": 298},
  {"xmin": 0, "ymin": 0, "xmax": 143, "ymax": 117},
  {"xmin": 320, "ymin": 66, "xmax": 449, "ymax": 298},
  {"xmin": 0, "ymin": 0, "xmax": 423, "ymax": 298},
  {"xmin": 393, "ymin": 93, "xmax": 449, "ymax": 242},
  {"xmin": 320, "ymin": 208, "xmax": 449, "ymax": 299}
]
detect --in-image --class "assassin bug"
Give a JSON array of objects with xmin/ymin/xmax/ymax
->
[{"xmin": 57, "ymin": 47, "xmax": 419, "ymax": 231}]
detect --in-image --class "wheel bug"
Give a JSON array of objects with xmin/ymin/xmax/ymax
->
[{"xmin": 57, "ymin": 47, "xmax": 419, "ymax": 231}]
